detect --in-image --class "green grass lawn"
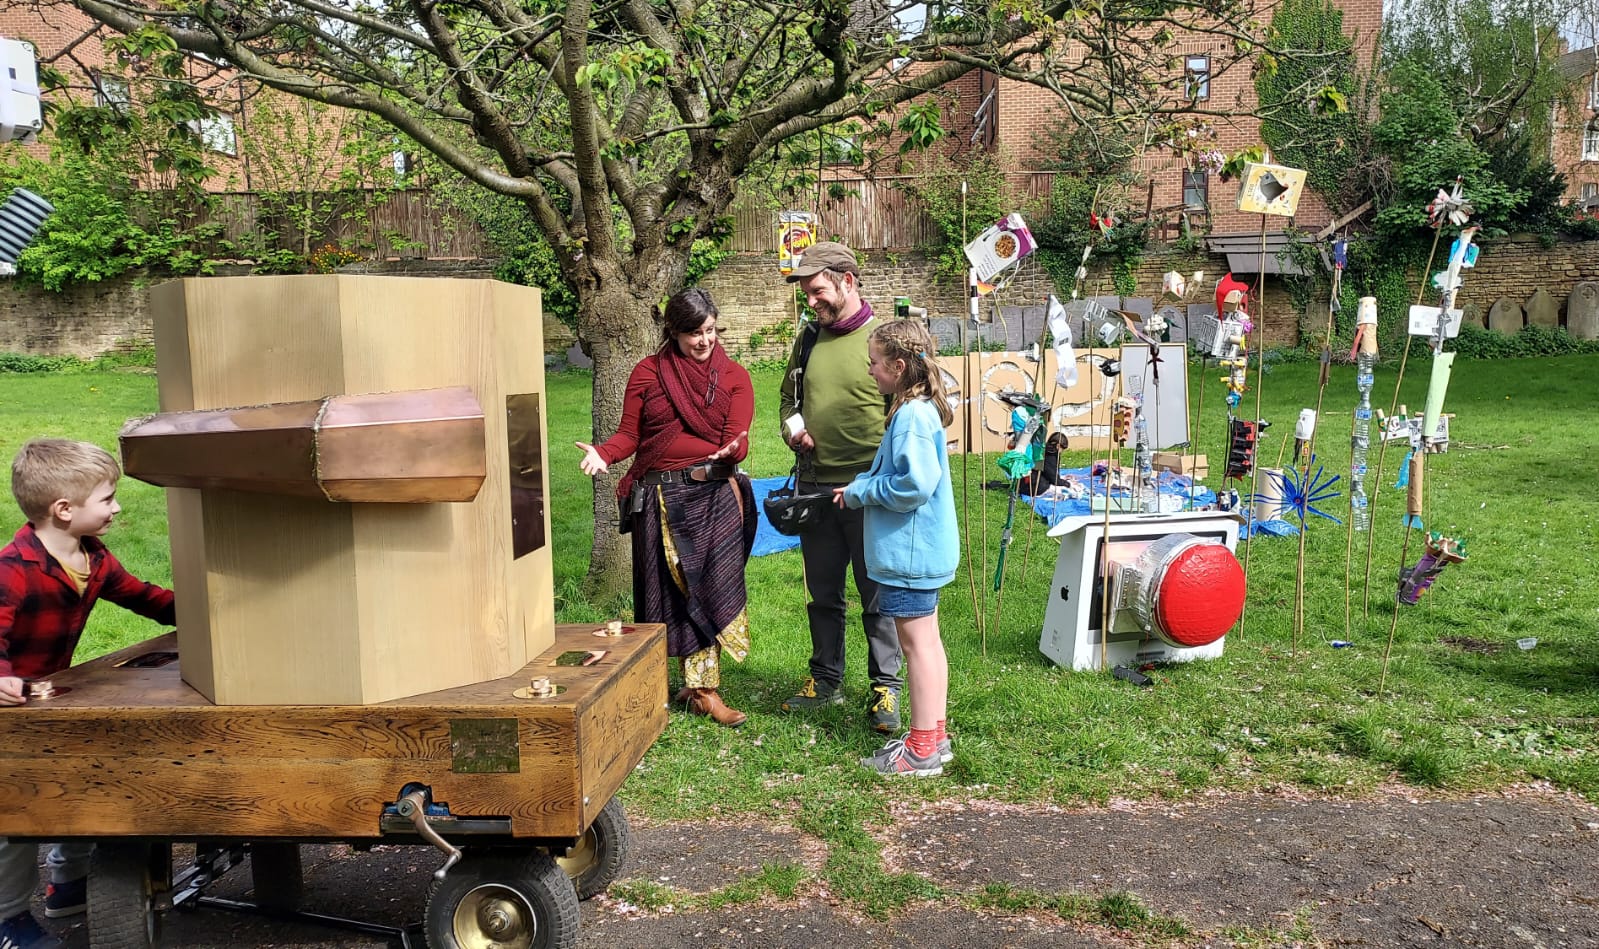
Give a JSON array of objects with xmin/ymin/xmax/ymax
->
[{"xmin": 3, "ymin": 353, "xmax": 1596, "ymax": 921}]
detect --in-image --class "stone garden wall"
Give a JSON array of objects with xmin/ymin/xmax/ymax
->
[{"xmin": 6, "ymin": 237, "xmax": 1597, "ymax": 362}]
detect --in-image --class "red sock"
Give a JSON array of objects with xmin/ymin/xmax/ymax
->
[
  {"xmin": 937, "ymin": 719, "xmax": 947, "ymax": 742},
  {"xmin": 906, "ymin": 727, "xmax": 939, "ymax": 759}
]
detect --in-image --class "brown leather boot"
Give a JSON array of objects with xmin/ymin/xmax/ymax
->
[{"xmin": 687, "ymin": 688, "xmax": 746, "ymax": 727}]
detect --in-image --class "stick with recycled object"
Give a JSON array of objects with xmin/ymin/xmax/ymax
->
[
  {"xmin": 1379, "ymin": 449, "xmax": 1424, "ymax": 692},
  {"xmin": 1345, "ymin": 297, "xmax": 1379, "ymax": 636}
]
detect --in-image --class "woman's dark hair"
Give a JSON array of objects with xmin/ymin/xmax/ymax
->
[{"xmin": 660, "ymin": 288, "xmax": 719, "ymax": 344}]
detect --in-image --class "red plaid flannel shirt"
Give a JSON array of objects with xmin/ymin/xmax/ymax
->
[{"xmin": 0, "ymin": 523, "xmax": 176, "ymax": 680}]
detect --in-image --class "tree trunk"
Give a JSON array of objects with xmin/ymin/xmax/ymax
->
[{"xmin": 577, "ymin": 279, "xmax": 665, "ymax": 603}]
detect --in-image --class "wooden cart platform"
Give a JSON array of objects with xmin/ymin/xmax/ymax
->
[{"xmin": 0, "ymin": 623, "xmax": 668, "ymax": 844}]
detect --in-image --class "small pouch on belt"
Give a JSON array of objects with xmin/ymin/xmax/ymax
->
[{"xmin": 617, "ymin": 482, "xmax": 648, "ymax": 534}]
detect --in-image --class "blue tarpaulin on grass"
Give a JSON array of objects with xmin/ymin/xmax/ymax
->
[
  {"xmin": 752, "ymin": 476, "xmax": 803, "ymax": 557},
  {"xmin": 1026, "ymin": 466, "xmax": 1217, "ymax": 528},
  {"xmin": 755, "ymin": 468, "xmax": 1243, "ymax": 556}
]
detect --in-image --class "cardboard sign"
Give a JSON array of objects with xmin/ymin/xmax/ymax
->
[
  {"xmin": 1408, "ymin": 304, "xmax": 1463, "ymax": 339},
  {"xmin": 1235, "ymin": 162, "xmax": 1307, "ymax": 217},
  {"xmin": 776, "ymin": 211, "xmax": 817, "ymax": 276},
  {"xmin": 963, "ymin": 213, "xmax": 1036, "ymax": 283}
]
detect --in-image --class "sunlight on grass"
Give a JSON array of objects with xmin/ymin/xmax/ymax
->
[{"xmin": 4, "ymin": 354, "xmax": 1597, "ymax": 930}]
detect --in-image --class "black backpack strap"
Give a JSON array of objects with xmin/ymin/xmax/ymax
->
[{"xmin": 793, "ymin": 321, "xmax": 820, "ymax": 411}]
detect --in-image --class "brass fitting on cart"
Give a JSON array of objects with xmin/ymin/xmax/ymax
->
[{"xmin": 395, "ymin": 789, "xmax": 463, "ymax": 880}]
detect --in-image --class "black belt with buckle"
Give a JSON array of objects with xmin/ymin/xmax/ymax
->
[{"xmin": 639, "ymin": 462, "xmax": 737, "ymax": 485}]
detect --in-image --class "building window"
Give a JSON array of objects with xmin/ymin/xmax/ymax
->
[
  {"xmin": 95, "ymin": 74, "xmax": 129, "ymax": 109},
  {"xmin": 1182, "ymin": 169, "xmax": 1208, "ymax": 209},
  {"xmin": 1590, "ymin": 73, "xmax": 1599, "ymax": 109},
  {"xmin": 823, "ymin": 133, "xmax": 860, "ymax": 166},
  {"xmin": 1582, "ymin": 183, "xmax": 1599, "ymax": 207},
  {"xmin": 1585, "ymin": 123, "xmax": 1599, "ymax": 161},
  {"xmin": 187, "ymin": 114, "xmax": 237, "ymax": 155},
  {"xmin": 1184, "ymin": 55, "xmax": 1210, "ymax": 101}
]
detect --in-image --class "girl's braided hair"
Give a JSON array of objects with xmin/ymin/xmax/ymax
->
[{"xmin": 870, "ymin": 318, "xmax": 955, "ymax": 427}]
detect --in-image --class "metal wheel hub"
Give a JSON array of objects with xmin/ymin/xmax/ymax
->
[
  {"xmin": 555, "ymin": 829, "xmax": 598, "ymax": 879},
  {"xmin": 453, "ymin": 883, "xmax": 537, "ymax": 949}
]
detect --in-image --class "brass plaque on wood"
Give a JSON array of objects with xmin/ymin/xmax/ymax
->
[
  {"xmin": 449, "ymin": 718, "xmax": 521, "ymax": 774},
  {"xmin": 506, "ymin": 393, "xmax": 547, "ymax": 559}
]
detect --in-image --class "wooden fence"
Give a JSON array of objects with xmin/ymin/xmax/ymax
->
[
  {"xmin": 188, "ymin": 171, "xmax": 1074, "ymax": 263},
  {"xmin": 187, "ymin": 189, "xmax": 490, "ymax": 261},
  {"xmin": 726, "ymin": 172, "xmax": 1062, "ymax": 253}
]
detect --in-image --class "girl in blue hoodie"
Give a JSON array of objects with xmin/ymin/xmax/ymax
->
[{"xmin": 833, "ymin": 319, "xmax": 959, "ymax": 777}]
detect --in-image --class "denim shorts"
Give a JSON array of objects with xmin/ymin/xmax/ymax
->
[{"xmin": 878, "ymin": 584, "xmax": 940, "ymax": 618}]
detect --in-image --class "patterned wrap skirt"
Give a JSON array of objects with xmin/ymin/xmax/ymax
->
[{"xmin": 628, "ymin": 473, "xmax": 757, "ymax": 660}]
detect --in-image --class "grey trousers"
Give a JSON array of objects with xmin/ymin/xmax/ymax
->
[
  {"xmin": 0, "ymin": 839, "xmax": 92, "ymax": 920},
  {"xmin": 797, "ymin": 480, "xmax": 903, "ymax": 693}
]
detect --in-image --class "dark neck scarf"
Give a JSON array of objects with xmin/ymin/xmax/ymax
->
[
  {"xmin": 830, "ymin": 299, "xmax": 873, "ymax": 335},
  {"xmin": 620, "ymin": 341, "xmax": 738, "ymax": 498}
]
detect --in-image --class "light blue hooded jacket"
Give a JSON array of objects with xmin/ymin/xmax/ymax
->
[{"xmin": 841, "ymin": 397, "xmax": 959, "ymax": 589}]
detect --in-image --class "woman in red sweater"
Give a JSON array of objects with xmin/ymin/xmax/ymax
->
[{"xmin": 576, "ymin": 289, "xmax": 756, "ymax": 726}]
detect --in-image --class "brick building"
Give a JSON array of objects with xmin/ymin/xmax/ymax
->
[
  {"xmin": 1554, "ymin": 45, "xmax": 1599, "ymax": 210},
  {"xmin": 986, "ymin": 0, "xmax": 1384, "ymax": 246},
  {"xmin": 1, "ymin": 2, "xmax": 392, "ymax": 192}
]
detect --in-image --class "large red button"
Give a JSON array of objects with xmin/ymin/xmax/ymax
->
[{"xmin": 1156, "ymin": 544, "xmax": 1246, "ymax": 647}]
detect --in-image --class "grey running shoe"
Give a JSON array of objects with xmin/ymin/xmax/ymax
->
[{"xmin": 860, "ymin": 737, "xmax": 942, "ymax": 777}]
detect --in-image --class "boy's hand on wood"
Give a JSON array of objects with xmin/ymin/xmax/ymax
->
[{"xmin": 0, "ymin": 676, "xmax": 25, "ymax": 706}]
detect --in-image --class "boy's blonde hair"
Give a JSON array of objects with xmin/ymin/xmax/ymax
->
[
  {"xmin": 869, "ymin": 319, "xmax": 955, "ymax": 427},
  {"xmin": 11, "ymin": 438, "xmax": 121, "ymax": 523}
]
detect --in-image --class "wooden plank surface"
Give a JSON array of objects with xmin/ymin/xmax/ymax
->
[{"xmin": 0, "ymin": 625, "xmax": 667, "ymax": 840}]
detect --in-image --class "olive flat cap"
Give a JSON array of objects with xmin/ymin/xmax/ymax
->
[{"xmin": 786, "ymin": 241, "xmax": 859, "ymax": 281}]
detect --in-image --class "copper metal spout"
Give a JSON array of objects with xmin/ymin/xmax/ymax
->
[{"xmin": 120, "ymin": 387, "xmax": 487, "ymax": 502}]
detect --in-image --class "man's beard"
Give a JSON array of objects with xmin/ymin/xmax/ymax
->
[{"xmin": 812, "ymin": 299, "xmax": 840, "ymax": 324}]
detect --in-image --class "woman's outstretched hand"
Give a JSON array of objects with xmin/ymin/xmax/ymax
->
[
  {"xmin": 575, "ymin": 441, "xmax": 608, "ymax": 476},
  {"xmin": 707, "ymin": 430, "xmax": 748, "ymax": 462}
]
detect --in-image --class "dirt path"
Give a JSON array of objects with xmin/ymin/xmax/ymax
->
[{"xmin": 37, "ymin": 785, "xmax": 1599, "ymax": 948}]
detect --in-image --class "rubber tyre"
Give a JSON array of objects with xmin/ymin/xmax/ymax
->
[
  {"xmin": 249, "ymin": 841, "xmax": 304, "ymax": 910},
  {"xmin": 556, "ymin": 797, "xmax": 632, "ymax": 900},
  {"xmin": 87, "ymin": 842, "xmax": 163, "ymax": 949},
  {"xmin": 425, "ymin": 851, "xmax": 579, "ymax": 949}
]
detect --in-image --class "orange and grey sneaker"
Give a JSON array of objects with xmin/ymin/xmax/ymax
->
[
  {"xmin": 860, "ymin": 737, "xmax": 943, "ymax": 777},
  {"xmin": 781, "ymin": 676, "xmax": 844, "ymax": 710}
]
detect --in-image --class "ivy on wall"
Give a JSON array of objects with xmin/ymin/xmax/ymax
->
[{"xmin": 1255, "ymin": 0, "xmax": 1366, "ymax": 214}]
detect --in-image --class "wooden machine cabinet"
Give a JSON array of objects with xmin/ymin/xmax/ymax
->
[{"xmin": 147, "ymin": 275, "xmax": 554, "ymax": 705}]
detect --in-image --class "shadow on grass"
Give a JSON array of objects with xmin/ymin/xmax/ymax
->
[{"xmin": 1428, "ymin": 638, "xmax": 1599, "ymax": 695}]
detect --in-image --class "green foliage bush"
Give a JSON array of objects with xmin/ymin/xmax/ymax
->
[
  {"xmin": 0, "ymin": 154, "xmax": 220, "ymax": 291},
  {"xmin": 896, "ymin": 152, "xmax": 1018, "ymax": 278},
  {"xmin": 0, "ymin": 352, "xmax": 84, "ymax": 373},
  {"xmin": 1445, "ymin": 324, "xmax": 1599, "ymax": 360},
  {"xmin": 1027, "ymin": 124, "xmax": 1145, "ymax": 297},
  {"xmin": 0, "ymin": 347, "xmax": 158, "ymax": 374}
]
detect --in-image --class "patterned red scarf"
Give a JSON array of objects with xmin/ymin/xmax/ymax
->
[{"xmin": 618, "ymin": 341, "xmax": 738, "ymax": 497}]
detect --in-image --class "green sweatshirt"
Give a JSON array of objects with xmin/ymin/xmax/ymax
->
[{"xmin": 778, "ymin": 319, "xmax": 889, "ymax": 483}]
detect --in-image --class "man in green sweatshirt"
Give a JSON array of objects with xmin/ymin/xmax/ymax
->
[{"xmin": 777, "ymin": 241, "xmax": 903, "ymax": 733}]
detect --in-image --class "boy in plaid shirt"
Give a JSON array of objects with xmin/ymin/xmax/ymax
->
[{"xmin": 1, "ymin": 439, "xmax": 175, "ymax": 949}]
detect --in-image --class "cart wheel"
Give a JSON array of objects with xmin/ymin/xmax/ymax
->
[
  {"xmin": 88, "ymin": 842, "xmax": 164, "ymax": 949},
  {"xmin": 425, "ymin": 851, "xmax": 578, "ymax": 949},
  {"xmin": 556, "ymin": 797, "xmax": 632, "ymax": 900},
  {"xmin": 249, "ymin": 841, "xmax": 304, "ymax": 910}
]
